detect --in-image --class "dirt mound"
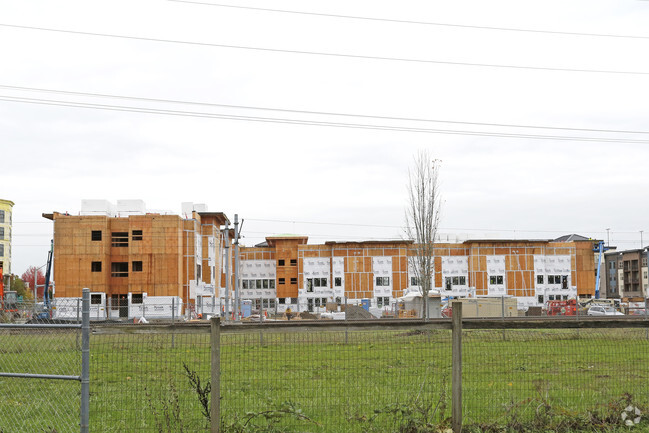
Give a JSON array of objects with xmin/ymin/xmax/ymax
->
[{"xmin": 343, "ymin": 305, "xmax": 375, "ymax": 320}]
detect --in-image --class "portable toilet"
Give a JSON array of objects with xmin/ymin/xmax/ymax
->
[{"xmin": 361, "ymin": 299, "xmax": 370, "ymax": 311}]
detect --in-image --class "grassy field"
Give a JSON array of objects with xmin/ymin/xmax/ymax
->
[{"xmin": 1, "ymin": 326, "xmax": 649, "ymax": 432}]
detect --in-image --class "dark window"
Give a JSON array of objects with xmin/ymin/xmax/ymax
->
[
  {"xmin": 376, "ymin": 277, "xmax": 390, "ymax": 286},
  {"xmin": 131, "ymin": 294, "xmax": 143, "ymax": 304},
  {"xmin": 132, "ymin": 261, "xmax": 143, "ymax": 272},
  {"xmin": 0, "ymin": 244, "xmax": 4, "ymax": 257},
  {"xmin": 459, "ymin": 276, "xmax": 466, "ymax": 285},
  {"xmin": 496, "ymin": 276, "xmax": 504, "ymax": 284},
  {"xmin": 537, "ymin": 275, "xmax": 544, "ymax": 284},
  {"xmin": 197, "ymin": 264, "xmax": 202, "ymax": 278},
  {"xmin": 256, "ymin": 280, "xmax": 262, "ymax": 289},
  {"xmin": 290, "ymin": 259, "xmax": 297, "ymax": 266},
  {"xmin": 538, "ymin": 295, "xmax": 544, "ymax": 304},
  {"xmin": 91, "ymin": 261, "xmax": 102, "ymax": 272},
  {"xmin": 335, "ymin": 277, "xmax": 342, "ymax": 287},
  {"xmin": 278, "ymin": 278, "xmax": 285, "ymax": 285},
  {"xmin": 314, "ymin": 278, "xmax": 321, "ymax": 287},
  {"xmin": 278, "ymin": 298, "xmax": 286, "ymax": 304},
  {"xmin": 111, "ymin": 232, "xmax": 128, "ymax": 247},
  {"xmin": 291, "ymin": 297, "xmax": 297, "ymax": 304},
  {"xmin": 91, "ymin": 230, "xmax": 102, "ymax": 241},
  {"xmin": 306, "ymin": 279, "xmax": 314, "ymax": 292},
  {"xmin": 562, "ymin": 275, "xmax": 568, "ymax": 289},
  {"xmin": 243, "ymin": 280, "xmax": 249, "ymax": 289},
  {"xmin": 548, "ymin": 275, "xmax": 555, "ymax": 284},
  {"xmin": 315, "ymin": 298, "xmax": 321, "ymax": 307},
  {"xmin": 321, "ymin": 278, "xmax": 328, "ymax": 287},
  {"xmin": 445, "ymin": 277, "xmax": 452, "ymax": 290},
  {"xmin": 410, "ymin": 276, "xmax": 419, "ymax": 286},
  {"xmin": 111, "ymin": 262, "xmax": 129, "ymax": 277},
  {"xmin": 290, "ymin": 277, "xmax": 297, "ymax": 285},
  {"xmin": 489, "ymin": 276, "xmax": 496, "ymax": 284},
  {"xmin": 0, "ymin": 227, "xmax": 4, "ymax": 240},
  {"xmin": 269, "ymin": 280, "xmax": 275, "ymax": 289},
  {"xmin": 335, "ymin": 297, "xmax": 342, "ymax": 304},
  {"xmin": 307, "ymin": 298, "xmax": 314, "ymax": 312},
  {"xmin": 322, "ymin": 297, "xmax": 327, "ymax": 306},
  {"xmin": 263, "ymin": 279, "xmax": 269, "ymax": 289},
  {"xmin": 278, "ymin": 259, "xmax": 285, "ymax": 266},
  {"xmin": 0, "ymin": 210, "xmax": 4, "ymax": 223},
  {"xmin": 90, "ymin": 294, "xmax": 102, "ymax": 305},
  {"xmin": 452, "ymin": 276, "xmax": 459, "ymax": 285},
  {"xmin": 132, "ymin": 230, "xmax": 143, "ymax": 241}
]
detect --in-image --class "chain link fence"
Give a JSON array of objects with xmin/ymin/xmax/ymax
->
[
  {"xmin": 3, "ymin": 300, "xmax": 649, "ymax": 432},
  {"xmin": 0, "ymin": 296, "xmax": 89, "ymax": 433}
]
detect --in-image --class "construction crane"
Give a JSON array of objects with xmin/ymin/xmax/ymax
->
[{"xmin": 593, "ymin": 241, "xmax": 610, "ymax": 300}]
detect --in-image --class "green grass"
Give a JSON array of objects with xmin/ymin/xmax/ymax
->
[{"xmin": 2, "ymin": 327, "xmax": 649, "ymax": 432}]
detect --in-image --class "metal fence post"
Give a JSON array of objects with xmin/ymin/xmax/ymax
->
[
  {"xmin": 210, "ymin": 317, "xmax": 221, "ymax": 433},
  {"xmin": 501, "ymin": 296, "xmax": 506, "ymax": 341},
  {"xmin": 452, "ymin": 301, "xmax": 462, "ymax": 433},
  {"xmin": 171, "ymin": 298, "xmax": 176, "ymax": 349},
  {"xmin": 81, "ymin": 288, "xmax": 90, "ymax": 433}
]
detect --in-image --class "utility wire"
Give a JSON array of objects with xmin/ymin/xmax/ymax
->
[
  {"xmin": 168, "ymin": 0, "xmax": 649, "ymax": 41},
  {"xmin": 13, "ymin": 217, "xmax": 644, "ymax": 235},
  {"xmin": 1, "ymin": 23, "xmax": 648, "ymax": 75},
  {"xmin": 3, "ymin": 84, "xmax": 648, "ymax": 135},
  {"xmin": 3, "ymin": 95, "xmax": 649, "ymax": 143}
]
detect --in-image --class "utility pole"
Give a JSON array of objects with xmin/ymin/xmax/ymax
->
[
  {"xmin": 641, "ymin": 230, "xmax": 644, "ymax": 248},
  {"xmin": 234, "ymin": 214, "xmax": 240, "ymax": 321},
  {"xmin": 224, "ymin": 221, "xmax": 231, "ymax": 321}
]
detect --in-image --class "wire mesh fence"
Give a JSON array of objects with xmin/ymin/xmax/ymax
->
[
  {"xmin": 90, "ymin": 327, "xmax": 211, "ymax": 432},
  {"xmin": 462, "ymin": 327, "xmax": 649, "ymax": 429},
  {"xmin": 0, "ymin": 299, "xmax": 84, "ymax": 432},
  {"xmin": 220, "ymin": 326, "xmax": 451, "ymax": 432},
  {"xmin": 5, "ymin": 304, "xmax": 649, "ymax": 432}
]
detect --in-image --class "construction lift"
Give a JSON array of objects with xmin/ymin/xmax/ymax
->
[
  {"xmin": 36, "ymin": 240, "xmax": 54, "ymax": 320},
  {"xmin": 593, "ymin": 241, "xmax": 610, "ymax": 300}
]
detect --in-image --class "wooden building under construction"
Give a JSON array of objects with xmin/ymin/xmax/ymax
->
[
  {"xmin": 44, "ymin": 200, "xmax": 229, "ymax": 319},
  {"xmin": 43, "ymin": 200, "xmax": 599, "ymax": 319},
  {"xmin": 237, "ymin": 234, "xmax": 598, "ymax": 315}
]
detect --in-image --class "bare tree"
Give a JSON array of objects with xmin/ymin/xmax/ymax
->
[{"xmin": 405, "ymin": 150, "xmax": 442, "ymax": 319}]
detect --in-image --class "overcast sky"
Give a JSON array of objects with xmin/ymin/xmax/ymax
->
[{"xmin": 2, "ymin": 0, "xmax": 649, "ymax": 276}]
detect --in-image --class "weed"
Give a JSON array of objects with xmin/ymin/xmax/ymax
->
[
  {"xmin": 221, "ymin": 399, "xmax": 319, "ymax": 433},
  {"xmin": 183, "ymin": 362, "xmax": 211, "ymax": 421}
]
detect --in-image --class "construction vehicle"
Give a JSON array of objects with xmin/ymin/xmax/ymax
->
[
  {"xmin": 38, "ymin": 240, "xmax": 55, "ymax": 319},
  {"xmin": 545, "ymin": 299, "xmax": 577, "ymax": 316},
  {"xmin": 578, "ymin": 297, "xmax": 621, "ymax": 314}
]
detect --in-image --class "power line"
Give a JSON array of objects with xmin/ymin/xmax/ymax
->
[
  {"xmin": 1, "ymin": 23, "xmax": 648, "ymax": 75},
  {"xmin": 168, "ymin": 0, "xmax": 649, "ymax": 41},
  {"xmin": 3, "ymin": 84, "xmax": 648, "ymax": 135},
  {"xmin": 13, "ymin": 217, "xmax": 646, "ymax": 236},
  {"xmin": 3, "ymin": 95, "xmax": 649, "ymax": 143}
]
